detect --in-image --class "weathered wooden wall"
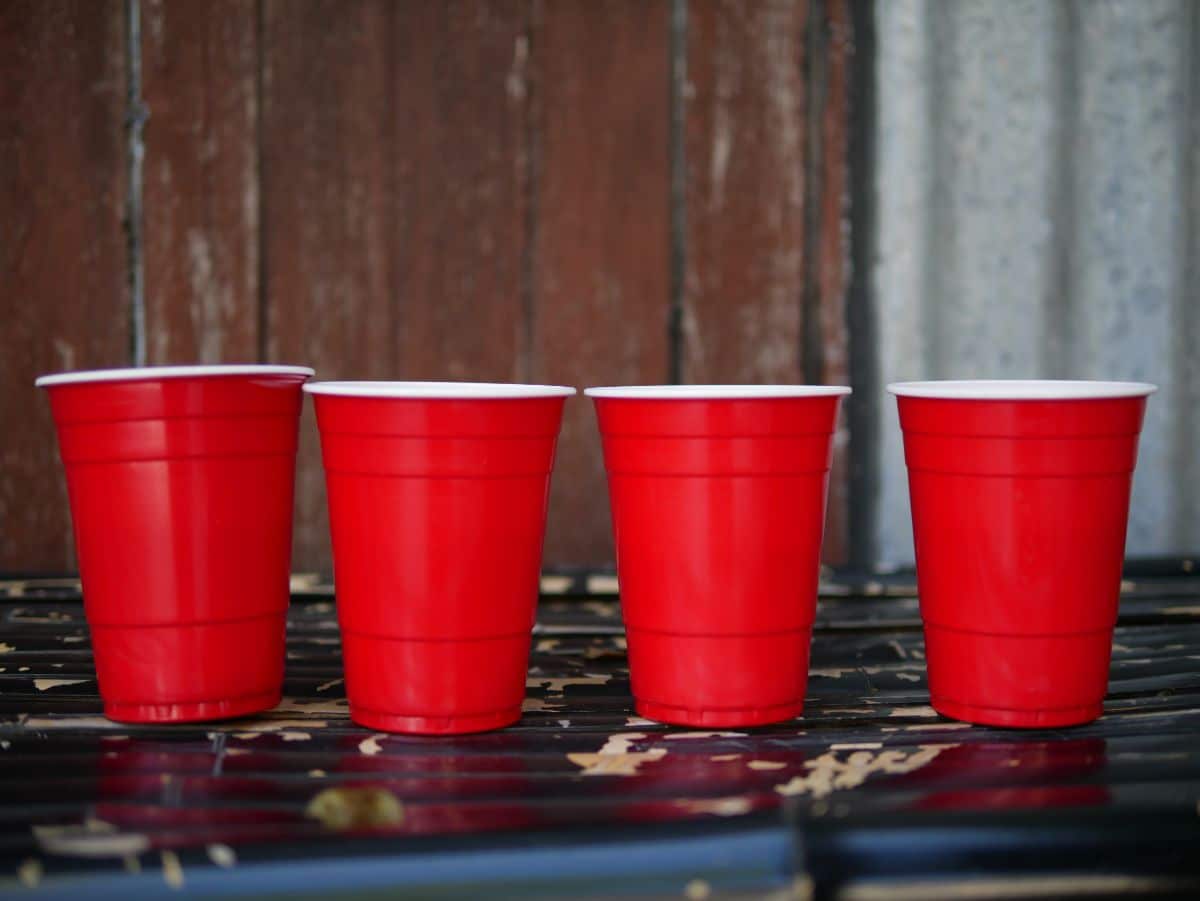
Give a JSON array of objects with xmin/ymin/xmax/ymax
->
[{"xmin": 0, "ymin": 0, "xmax": 858, "ymax": 573}]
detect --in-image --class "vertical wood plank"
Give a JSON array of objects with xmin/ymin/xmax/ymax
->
[
  {"xmin": 0, "ymin": 0, "xmax": 129, "ymax": 571},
  {"xmin": 140, "ymin": 0, "xmax": 260, "ymax": 364},
  {"xmin": 810, "ymin": 0, "xmax": 854, "ymax": 564},
  {"xmin": 684, "ymin": 0, "xmax": 853, "ymax": 564},
  {"xmin": 393, "ymin": 1, "xmax": 530, "ymax": 381},
  {"xmin": 682, "ymin": 0, "xmax": 807, "ymax": 384},
  {"xmin": 261, "ymin": 0, "xmax": 395, "ymax": 573},
  {"xmin": 531, "ymin": 0, "xmax": 673, "ymax": 566}
]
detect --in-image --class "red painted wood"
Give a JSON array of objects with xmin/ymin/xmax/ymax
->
[
  {"xmin": 141, "ymin": 0, "xmax": 261, "ymax": 364},
  {"xmin": 531, "ymin": 0, "xmax": 673, "ymax": 566},
  {"xmin": 0, "ymin": 0, "xmax": 129, "ymax": 570},
  {"xmin": 260, "ymin": 0, "xmax": 396, "ymax": 573}
]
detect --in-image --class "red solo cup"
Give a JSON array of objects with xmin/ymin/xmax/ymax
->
[
  {"xmin": 36, "ymin": 364, "xmax": 313, "ymax": 723},
  {"xmin": 586, "ymin": 385, "xmax": 851, "ymax": 727},
  {"xmin": 306, "ymin": 381, "xmax": 573, "ymax": 735},
  {"xmin": 889, "ymin": 380, "xmax": 1157, "ymax": 728}
]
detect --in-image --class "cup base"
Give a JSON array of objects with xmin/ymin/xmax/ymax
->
[
  {"xmin": 931, "ymin": 696, "xmax": 1102, "ymax": 729},
  {"xmin": 104, "ymin": 690, "xmax": 281, "ymax": 724},
  {"xmin": 634, "ymin": 698, "xmax": 803, "ymax": 728},
  {"xmin": 349, "ymin": 705, "xmax": 522, "ymax": 735}
]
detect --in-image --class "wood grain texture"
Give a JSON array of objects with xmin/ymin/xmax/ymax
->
[
  {"xmin": 393, "ymin": 0, "xmax": 530, "ymax": 381},
  {"xmin": 141, "ymin": 0, "xmax": 260, "ymax": 364},
  {"xmin": 261, "ymin": 0, "xmax": 396, "ymax": 573},
  {"xmin": 683, "ymin": 0, "xmax": 853, "ymax": 564},
  {"xmin": 0, "ymin": 0, "xmax": 129, "ymax": 571},
  {"xmin": 682, "ymin": 0, "xmax": 807, "ymax": 384},
  {"xmin": 531, "ymin": 0, "xmax": 673, "ymax": 565},
  {"xmin": 810, "ymin": 0, "xmax": 854, "ymax": 564}
]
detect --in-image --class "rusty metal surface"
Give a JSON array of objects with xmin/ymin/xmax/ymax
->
[
  {"xmin": 871, "ymin": 0, "xmax": 1200, "ymax": 565},
  {"xmin": 1, "ymin": 571, "xmax": 1199, "ymax": 898}
]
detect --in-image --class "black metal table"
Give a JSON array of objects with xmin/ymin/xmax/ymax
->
[{"xmin": 2, "ymin": 567, "xmax": 1199, "ymax": 899}]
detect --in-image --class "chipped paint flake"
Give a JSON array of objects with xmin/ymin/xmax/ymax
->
[
  {"xmin": 810, "ymin": 667, "xmax": 860, "ymax": 678},
  {"xmin": 625, "ymin": 715, "xmax": 655, "ymax": 727},
  {"xmin": 534, "ymin": 638, "xmax": 561, "ymax": 652},
  {"xmin": 33, "ymin": 678, "xmax": 88, "ymax": 691},
  {"xmin": 539, "ymin": 574, "xmax": 573, "ymax": 594},
  {"xmin": 585, "ymin": 575, "xmax": 619, "ymax": 594},
  {"xmin": 583, "ymin": 643, "xmax": 624, "ymax": 660},
  {"xmin": 896, "ymin": 672, "xmax": 921, "ymax": 682},
  {"xmin": 710, "ymin": 754, "xmax": 741, "ymax": 761},
  {"xmin": 272, "ymin": 697, "xmax": 349, "ymax": 715},
  {"xmin": 522, "ymin": 697, "xmax": 563, "ymax": 712},
  {"xmin": 887, "ymin": 705, "xmax": 939, "ymax": 718},
  {"xmin": 161, "ymin": 850, "xmax": 184, "ymax": 889},
  {"xmin": 289, "ymin": 573, "xmax": 322, "ymax": 591},
  {"xmin": 747, "ymin": 760, "xmax": 786, "ymax": 770},
  {"xmin": 0, "ymin": 642, "xmax": 14, "ymax": 654},
  {"xmin": 206, "ymin": 844, "xmax": 236, "ymax": 868},
  {"xmin": 230, "ymin": 719, "xmax": 330, "ymax": 739},
  {"xmin": 830, "ymin": 742, "xmax": 884, "ymax": 750},
  {"xmin": 34, "ymin": 819, "xmax": 150, "ymax": 858},
  {"xmin": 358, "ymin": 735, "xmax": 384, "ymax": 756},
  {"xmin": 676, "ymin": 796, "xmax": 753, "ymax": 817},
  {"xmin": 774, "ymin": 745, "xmax": 957, "ymax": 799},
  {"xmin": 316, "ymin": 678, "xmax": 343, "ymax": 693},
  {"xmin": 568, "ymin": 732, "xmax": 668, "ymax": 776},
  {"xmin": 529, "ymin": 675, "xmax": 612, "ymax": 692}
]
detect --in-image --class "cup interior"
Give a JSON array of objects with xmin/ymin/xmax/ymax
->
[
  {"xmin": 887, "ymin": 380, "xmax": 1157, "ymax": 400},
  {"xmin": 35, "ymin": 364, "xmax": 314, "ymax": 388},
  {"xmin": 584, "ymin": 385, "xmax": 851, "ymax": 399},
  {"xmin": 303, "ymin": 381, "xmax": 576, "ymax": 398}
]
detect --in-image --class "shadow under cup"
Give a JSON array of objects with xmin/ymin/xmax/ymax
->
[
  {"xmin": 307, "ymin": 382, "xmax": 572, "ymax": 735},
  {"xmin": 589, "ymin": 385, "xmax": 850, "ymax": 728},
  {"xmin": 891, "ymin": 380, "xmax": 1156, "ymax": 728},
  {"xmin": 38, "ymin": 365, "xmax": 312, "ymax": 723}
]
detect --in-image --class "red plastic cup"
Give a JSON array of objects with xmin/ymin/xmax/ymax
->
[
  {"xmin": 306, "ymin": 381, "xmax": 573, "ymax": 734},
  {"xmin": 587, "ymin": 385, "xmax": 851, "ymax": 727},
  {"xmin": 890, "ymin": 380, "xmax": 1157, "ymax": 728},
  {"xmin": 36, "ymin": 364, "xmax": 313, "ymax": 723}
]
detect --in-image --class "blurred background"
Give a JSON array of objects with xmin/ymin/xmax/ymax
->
[{"xmin": 2, "ymin": 0, "xmax": 1195, "ymax": 575}]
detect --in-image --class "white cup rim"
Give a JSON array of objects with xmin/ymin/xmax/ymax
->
[
  {"xmin": 584, "ymin": 385, "xmax": 852, "ymax": 399},
  {"xmin": 35, "ymin": 364, "xmax": 315, "ymax": 388},
  {"xmin": 303, "ymin": 381, "xmax": 577, "ymax": 399},
  {"xmin": 887, "ymin": 380, "xmax": 1158, "ymax": 400}
]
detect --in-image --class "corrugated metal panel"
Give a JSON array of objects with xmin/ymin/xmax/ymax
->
[{"xmin": 871, "ymin": 0, "xmax": 1199, "ymax": 565}]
